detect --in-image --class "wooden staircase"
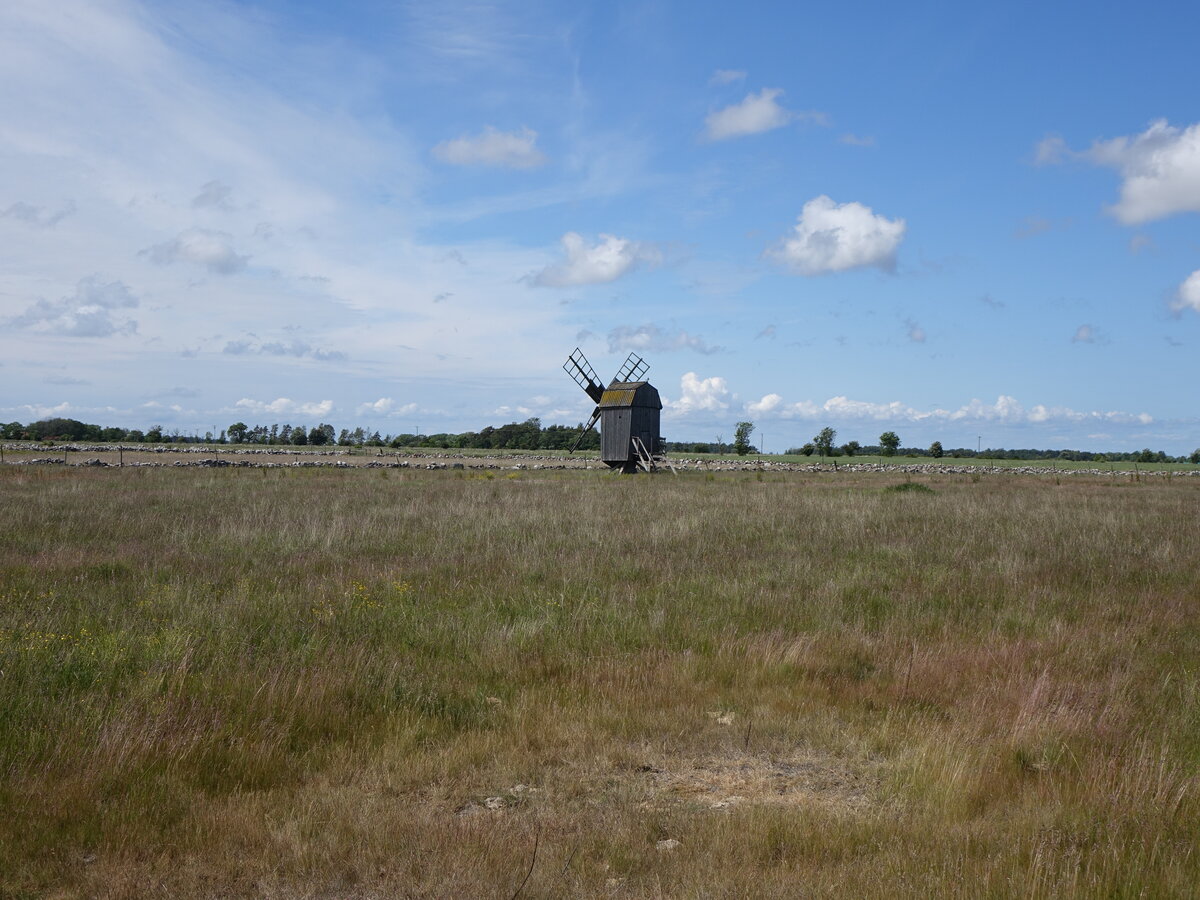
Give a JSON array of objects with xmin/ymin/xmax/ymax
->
[{"xmin": 631, "ymin": 436, "xmax": 677, "ymax": 475}]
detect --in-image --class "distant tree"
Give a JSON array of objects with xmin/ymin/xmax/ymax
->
[
  {"xmin": 227, "ymin": 422, "xmax": 248, "ymax": 444},
  {"xmin": 1137, "ymin": 448, "xmax": 1155, "ymax": 463},
  {"xmin": 125, "ymin": 429, "xmax": 145, "ymax": 442},
  {"xmin": 879, "ymin": 431, "xmax": 900, "ymax": 457},
  {"xmin": 291, "ymin": 426, "xmax": 308, "ymax": 446},
  {"xmin": 799, "ymin": 443, "xmax": 815, "ymax": 456},
  {"xmin": 1191, "ymin": 449, "xmax": 1200, "ymax": 465},
  {"xmin": 28, "ymin": 418, "xmax": 91, "ymax": 441},
  {"xmin": 929, "ymin": 440, "xmax": 944, "ymax": 459},
  {"xmin": 814, "ymin": 427, "xmax": 836, "ymax": 458},
  {"xmin": 146, "ymin": 425, "xmax": 164, "ymax": 443},
  {"xmin": 842, "ymin": 440, "xmax": 860, "ymax": 457},
  {"xmin": 734, "ymin": 421, "xmax": 755, "ymax": 456}
]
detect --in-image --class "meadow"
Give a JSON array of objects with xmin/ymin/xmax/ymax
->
[{"xmin": 1, "ymin": 464, "xmax": 1197, "ymax": 897}]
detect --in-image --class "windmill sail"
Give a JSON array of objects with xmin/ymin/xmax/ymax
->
[
  {"xmin": 614, "ymin": 352, "xmax": 648, "ymax": 384},
  {"xmin": 563, "ymin": 348, "xmax": 604, "ymax": 402}
]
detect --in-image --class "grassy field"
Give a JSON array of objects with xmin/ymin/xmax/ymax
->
[
  {"xmin": 1, "ymin": 465, "xmax": 1198, "ymax": 897},
  {"xmin": 6, "ymin": 440, "xmax": 1200, "ymax": 473}
]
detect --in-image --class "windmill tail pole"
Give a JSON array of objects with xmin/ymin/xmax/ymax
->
[{"xmin": 569, "ymin": 409, "xmax": 600, "ymax": 454}]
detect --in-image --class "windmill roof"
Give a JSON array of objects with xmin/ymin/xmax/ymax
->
[{"xmin": 598, "ymin": 381, "xmax": 661, "ymax": 409}]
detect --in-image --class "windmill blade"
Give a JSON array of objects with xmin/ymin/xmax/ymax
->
[
  {"xmin": 614, "ymin": 352, "xmax": 648, "ymax": 384},
  {"xmin": 568, "ymin": 408, "xmax": 601, "ymax": 454},
  {"xmin": 563, "ymin": 347, "xmax": 604, "ymax": 402}
]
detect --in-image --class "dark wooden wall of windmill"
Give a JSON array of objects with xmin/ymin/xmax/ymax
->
[
  {"xmin": 600, "ymin": 408, "xmax": 631, "ymax": 462},
  {"xmin": 600, "ymin": 405, "xmax": 660, "ymax": 462}
]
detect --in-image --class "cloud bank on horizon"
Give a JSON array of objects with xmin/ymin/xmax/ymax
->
[{"xmin": 2, "ymin": 0, "xmax": 1199, "ymax": 452}]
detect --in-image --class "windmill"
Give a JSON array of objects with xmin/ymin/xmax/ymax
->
[{"xmin": 563, "ymin": 347, "xmax": 667, "ymax": 473}]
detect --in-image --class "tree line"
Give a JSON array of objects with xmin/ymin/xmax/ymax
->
[
  {"xmin": 0, "ymin": 416, "xmax": 601, "ymax": 452},
  {"xmin": 3, "ymin": 416, "xmax": 1198, "ymax": 463},
  {"xmin": 783, "ymin": 426, "xmax": 1200, "ymax": 465}
]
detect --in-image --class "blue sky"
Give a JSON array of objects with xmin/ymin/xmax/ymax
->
[{"xmin": 3, "ymin": 0, "xmax": 1200, "ymax": 453}]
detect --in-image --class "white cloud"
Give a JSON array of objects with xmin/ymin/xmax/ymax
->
[
  {"xmin": 747, "ymin": 393, "xmax": 783, "ymax": 415},
  {"xmin": 667, "ymin": 372, "xmax": 732, "ymax": 414},
  {"xmin": 356, "ymin": 397, "xmax": 417, "ymax": 417},
  {"xmin": 1043, "ymin": 121, "xmax": 1200, "ymax": 224},
  {"xmin": 709, "ymin": 69, "xmax": 746, "ymax": 86},
  {"xmin": 768, "ymin": 195, "xmax": 906, "ymax": 275},
  {"xmin": 1172, "ymin": 270, "xmax": 1200, "ymax": 314},
  {"xmin": 141, "ymin": 228, "xmax": 249, "ymax": 274},
  {"xmin": 14, "ymin": 401, "xmax": 74, "ymax": 420},
  {"xmin": 533, "ymin": 232, "xmax": 660, "ymax": 287},
  {"xmin": 7, "ymin": 276, "xmax": 138, "ymax": 337},
  {"xmin": 1087, "ymin": 120, "xmax": 1200, "ymax": 223},
  {"xmin": 1072, "ymin": 324, "xmax": 1095, "ymax": 343},
  {"xmin": 740, "ymin": 393, "xmax": 1153, "ymax": 427},
  {"xmin": 234, "ymin": 397, "xmax": 334, "ymax": 417},
  {"xmin": 705, "ymin": 88, "xmax": 793, "ymax": 140},
  {"xmin": 432, "ymin": 126, "xmax": 546, "ymax": 169},
  {"xmin": 493, "ymin": 400, "xmax": 574, "ymax": 420},
  {"xmin": 607, "ymin": 324, "xmax": 720, "ymax": 355}
]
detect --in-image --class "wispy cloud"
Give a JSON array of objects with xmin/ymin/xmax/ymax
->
[
  {"xmin": 532, "ymin": 232, "xmax": 660, "ymax": 287},
  {"xmin": 6, "ymin": 277, "xmax": 138, "ymax": 337},
  {"xmin": 222, "ymin": 338, "xmax": 346, "ymax": 362},
  {"xmin": 432, "ymin": 126, "xmax": 547, "ymax": 169},
  {"xmin": 839, "ymin": 133, "xmax": 876, "ymax": 147},
  {"xmin": 191, "ymin": 180, "xmax": 235, "ymax": 210},
  {"xmin": 141, "ymin": 229, "xmax": 249, "ymax": 275},
  {"xmin": 709, "ymin": 69, "xmax": 746, "ymax": 86},
  {"xmin": 607, "ymin": 324, "xmax": 721, "ymax": 355},
  {"xmin": 2, "ymin": 200, "xmax": 75, "ymax": 227}
]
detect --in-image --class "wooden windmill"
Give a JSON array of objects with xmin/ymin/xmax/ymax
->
[{"xmin": 563, "ymin": 348, "xmax": 668, "ymax": 473}]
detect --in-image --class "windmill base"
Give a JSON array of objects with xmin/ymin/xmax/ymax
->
[{"xmin": 605, "ymin": 460, "xmax": 641, "ymax": 474}]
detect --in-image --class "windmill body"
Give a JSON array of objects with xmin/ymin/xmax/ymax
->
[{"xmin": 563, "ymin": 349, "xmax": 664, "ymax": 473}]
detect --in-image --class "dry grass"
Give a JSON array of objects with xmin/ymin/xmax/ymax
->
[{"xmin": 1, "ymin": 466, "xmax": 1198, "ymax": 897}]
